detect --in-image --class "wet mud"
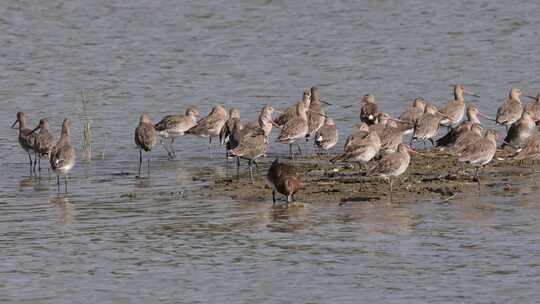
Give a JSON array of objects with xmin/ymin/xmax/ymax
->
[{"xmin": 210, "ymin": 149, "xmax": 540, "ymax": 205}]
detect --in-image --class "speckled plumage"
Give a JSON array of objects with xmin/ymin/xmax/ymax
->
[
  {"xmin": 155, "ymin": 107, "xmax": 199, "ymax": 137},
  {"xmin": 513, "ymin": 134, "xmax": 540, "ymax": 160},
  {"xmin": 502, "ymin": 111, "xmax": 536, "ymax": 149},
  {"xmin": 496, "ymin": 88, "xmax": 523, "ymax": 127},
  {"xmin": 11, "ymin": 112, "xmax": 36, "ymax": 173},
  {"xmin": 314, "ymin": 117, "xmax": 338, "ymax": 151},
  {"xmin": 274, "ymin": 90, "xmax": 311, "ymax": 127},
  {"xmin": 187, "ymin": 105, "xmax": 228, "ymax": 138}
]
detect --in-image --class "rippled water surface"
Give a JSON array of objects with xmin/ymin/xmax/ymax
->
[{"xmin": 2, "ymin": 0, "xmax": 540, "ymax": 302}]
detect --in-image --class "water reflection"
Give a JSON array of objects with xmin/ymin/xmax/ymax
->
[{"xmin": 50, "ymin": 195, "xmax": 74, "ymax": 224}]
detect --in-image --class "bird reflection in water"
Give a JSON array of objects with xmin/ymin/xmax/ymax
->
[{"xmin": 50, "ymin": 194, "xmax": 74, "ymax": 224}]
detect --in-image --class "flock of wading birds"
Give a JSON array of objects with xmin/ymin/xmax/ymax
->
[{"xmin": 11, "ymin": 85, "xmax": 540, "ymax": 204}]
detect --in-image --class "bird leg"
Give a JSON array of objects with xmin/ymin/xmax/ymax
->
[
  {"xmin": 27, "ymin": 151, "xmax": 33, "ymax": 176},
  {"xmin": 289, "ymin": 144, "xmax": 294, "ymax": 160},
  {"xmin": 57, "ymin": 175, "xmax": 60, "ymax": 192},
  {"xmin": 33, "ymin": 151, "xmax": 38, "ymax": 174},
  {"xmin": 253, "ymin": 160, "xmax": 260, "ymax": 174},
  {"xmin": 272, "ymin": 190, "xmax": 276, "ymax": 205},
  {"xmin": 296, "ymin": 143, "xmax": 303, "ymax": 156},
  {"xmin": 64, "ymin": 175, "xmax": 68, "ymax": 193},
  {"xmin": 236, "ymin": 157, "xmax": 240, "ymax": 177},
  {"xmin": 474, "ymin": 167, "xmax": 480, "ymax": 183},
  {"xmin": 248, "ymin": 160, "xmax": 254, "ymax": 184},
  {"xmin": 147, "ymin": 158, "xmax": 151, "ymax": 177},
  {"xmin": 138, "ymin": 149, "xmax": 142, "ymax": 176}
]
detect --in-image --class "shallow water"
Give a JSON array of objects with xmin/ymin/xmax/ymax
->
[{"xmin": 2, "ymin": 0, "xmax": 540, "ymax": 302}]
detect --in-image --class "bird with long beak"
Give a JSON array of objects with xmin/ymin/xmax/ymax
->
[
  {"xmin": 186, "ymin": 105, "xmax": 229, "ymax": 156},
  {"xmin": 154, "ymin": 106, "xmax": 200, "ymax": 159},
  {"xmin": 413, "ymin": 103, "xmax": 450, "ymax": 148},
  {"xmin": 276, "ymin": 100, "xmax": 326, "ymax": 159},
  {"xmin": 134, "ymin": 113, "xmax": 157, "ymax": 177},
  {"xmin": 368, "ymin": 143, "xmax": 419, "ymax": 197},
  {"xmin": 440, "ymin": 85, "xmax": 480, "ymax": 128},
  {"xmin": 496, "ymin": 88, "xmax": 524, "ymax": 130},
  {"xmin": 274, "ymin": 89, "xmax": 311, "ymax": 127},
  {"xmin": 227, "ymin": 105, "xmax": 279, "ymax": 176},
  {"xmin": 29, "ymin": 118, "xmax": 55, "ymax": 175},
  {"xmin": 12, "ymin": 112, "xmax": 37, "ymax": 175},
  {"xmin": 399, "ymin": 97, "xmax": 427, "ymax": 135},
  {"xmin": 50, "ymin": 118, "xmax": 76, "ymax": 192},
  {"xmin": 306, "ymin": 86, "xmax": 332, "ymax": 142},
  {"xmin": 436, "ymin": 105, "xmax": 492, "ymax": 148},
  {"xmin": 456, "ymin": 129, "xmax": 498, "ymax": 182}
]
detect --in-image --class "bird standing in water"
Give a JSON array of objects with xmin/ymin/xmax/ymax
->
[
  {"xmin": 30, "ymin": 118, "xmax": 54, "ymax": 176},
  {"xmin": 134, "ymin": 113, "xmax": 157, "ymax": 177},
  {"xmin": 50, "ymin": 118, "xmax": 76, "ymax": 192},
  {"xmin": 11, "ymin": 112, "xmax": 37, "ymax": 175},
  {"xmin": 266, "ymin": 158, "xmax": 300, "ymax": 206}
]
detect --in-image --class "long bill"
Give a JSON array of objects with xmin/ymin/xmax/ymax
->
[
  {"xmin": 463, "ymin": 89, "xmax": 480, "ymax": 98},
  {"xmin": 29, "ymin": 125, "xmax": 41, "ymax": 135},
  {"xmin": 11, "ymin": 119, "xmax": 19, "ymax": 129},
  {"xmin": 308, "ymin": 109, "xmax": 328, "ymax": 118},
  {"xmin": 477, "ymin": 111, "xmax": 496, "ymax": 121},
  {"xmin": 320, "ymin": 99, "xmax": 332, "ymax": 105}
]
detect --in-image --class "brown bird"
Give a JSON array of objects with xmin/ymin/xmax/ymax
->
[
  {"xmin": 436, "ymin": 105, "xmax": 490, "ymax": 148},
  {"xmin": 399, "ymin": 97, "xmax": 427, "ymax": 135},
  {"xmin": 314, "ymin": 117, "xmax": 339, "ymax": 153},
  {"xmin": 496, "ymin": 88, "xmax": 523, "ymax": 130},
  {"xmin": 440, "ymin": 85, "xmax": 479, "ymax": 128},
  {"xmin": 344, "ymin": 123, "xmax": 371, "ymax": 151},
  {"xmin": 360, "ymin": 94, "xmax": 378, "ymax": 125},
  {"xmin": 368, "ymin": 143, "xmax": 415, "ymax": 195},
  {"xmin": 227, "ymin": 106, "xmax": 277, "ymax": 174},
  {"xmin": 229, "ymin": 129, "xmax": 267, "ymax": 184},
  {"xmin": 456, "ymin": 129, "xmax": 498, "ymax": 181},
  {"xmin": 331, "ymin": 127, "xmax": 381, "ymax": 173},
  {"xmin": 449, "ymin": 123, "xmax": 484, "ymax": 155},
  {"xmin": 11, "ymin": 112, "xmax": 36, "ymax": 175},
  {"xmin": 276, "ymin": 100, "xmax": 312, "ymax": 159},
  {"xmin": 258, "ymin": 105, "xmax": 279, "ymax": 141},
  {"xmin": 29, "ymin": 118, "xmax": 55, "ymax": 175},
  {"xmin": 187, "ymin": 105, "xmax": 229, "ymax": 153},
  {"xmin": 512, "ymin": 134, "xmax": 540, "ymax": 161},
  {"xmin": 50, "ymin": 118, "xmax": 76, "ymax": 192},
  {"xmin": 154, "ymin": 107, "xmax": 200, "ymax": 158},
  {"xmin": 413, "ymin": 103, "xmax": 448, "ymax": 147},
  {"xmin": 266, "ymin": 158, "xmax": 300, "ymax": 205},
  {"xmin": 524, "ymin": 93, "xmax": 540, "ymax": 123},
  {"xmin": 307, "ymin": 86, "xmax": 328, "ymax": 141},
  {"xmin": 274, "ymin": 89, "xmax": 311, "ymax": 127},
  {"xmin": 134, "ymin": 113, "xmax": 157, "ymax": 176},
  {"xmin": 219, "ymin": 108, "xmax": 241, "ymax": 157},
  {"xmin": 502, "ymin": 110, "xmax": 536, "ymax": 150}
]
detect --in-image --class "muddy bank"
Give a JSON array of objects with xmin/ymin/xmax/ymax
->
[{"xmin": 210, "ymin": 149, "xmax": 539, "ymax": 204}]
